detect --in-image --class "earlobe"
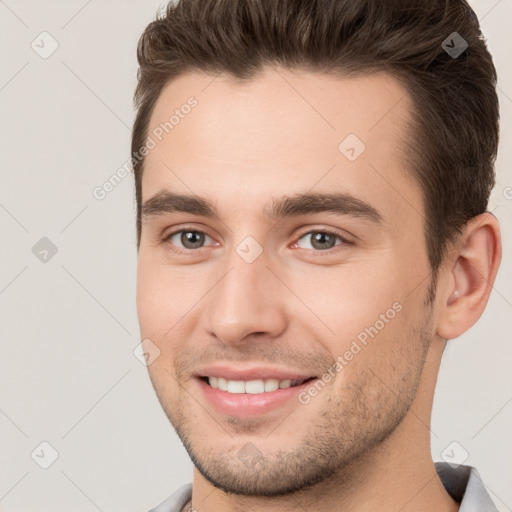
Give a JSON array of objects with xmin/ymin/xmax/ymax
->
[{"xmin": 436, "ymin": 212, "xmax": 502, "ymax": 340}]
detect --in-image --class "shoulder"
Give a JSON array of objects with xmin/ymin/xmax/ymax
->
[
  {"xmin": 146, "ymin": 483, "xmax": 193, "ymax": 512},
  {"xmin": 435, "ymin": 462, "xmax": 498, "ymax": 511}
]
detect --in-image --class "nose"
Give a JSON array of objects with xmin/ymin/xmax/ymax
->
[{"xmin": 205, "ymin": 247, "xmax": 288, "ymax": 346}]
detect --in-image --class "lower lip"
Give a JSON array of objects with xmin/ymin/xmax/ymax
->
[{"xmin": 196, "ymin": 378, "xmax": 315, "ymax": 417}]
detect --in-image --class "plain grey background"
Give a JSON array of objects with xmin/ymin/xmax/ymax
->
[{"xmin": 0, "ymin": 1, "xmax": 511, "ymax": 511}]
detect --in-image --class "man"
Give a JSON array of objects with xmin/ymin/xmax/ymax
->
[{"xmin": 132, "ymin": 0, "xmax": 502, "ymax": 510}]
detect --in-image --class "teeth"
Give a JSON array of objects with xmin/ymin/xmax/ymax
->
[
  {"xmin": 227, "ymin": 380, "xmax": 245, "ymax": 393},
  {"xmin": 264, "ymin": 378, "xmax": 280, "ymax": 392},
  {"xmin": 207, "ymin": 377, "xmax": 307, "ymax": 393},
  {"xmin": 245, "ymin": 380, "xmax": 265, "ymax": 394},
  {"xmin": 217, "ymin": 377, "xmax": 228, "ymax": 391}
]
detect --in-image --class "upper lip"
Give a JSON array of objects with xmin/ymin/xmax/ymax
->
[{"xmin": 195, "ymin": 364, "xmax": 316, "ymax": 382}]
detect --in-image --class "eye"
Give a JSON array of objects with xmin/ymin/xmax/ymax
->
[
  {"xmin": 165, "ymin": 228, "xmax": 215, "ymax": 252},
  {"xmin": 163, "ymin": 227, "xmax": 350, "ymax": 255},
  {"xmin": 293, "ymin": 229, "xmax": 349, "ymax": 252}
]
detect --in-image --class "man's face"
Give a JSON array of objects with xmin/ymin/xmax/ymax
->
[{"xmin": 137, "ymin": 68, "xmax": 436, "ymax": 495}]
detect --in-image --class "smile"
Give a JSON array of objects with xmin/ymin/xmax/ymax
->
[{"xmin": 204, "ymin": 376, "xmax": 311, "ymax": 394}]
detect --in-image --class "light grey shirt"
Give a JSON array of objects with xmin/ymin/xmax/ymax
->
[{"xmin": 147, "ymin": 462, "xmax": 498, "ymax": 512}]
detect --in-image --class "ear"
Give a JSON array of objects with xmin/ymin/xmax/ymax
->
[{"xmin": 436, "ymin": 212, "xmax": 502, "ymax": 340}]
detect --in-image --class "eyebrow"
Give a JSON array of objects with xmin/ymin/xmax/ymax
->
[{"xmin": 141, "ymin": 190, "xmax": 383, "ymax": 223}]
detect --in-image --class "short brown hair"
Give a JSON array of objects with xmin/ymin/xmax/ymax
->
[{"xmin": 132, "ymin": 0, "xmax": 499, "ymax": 271}]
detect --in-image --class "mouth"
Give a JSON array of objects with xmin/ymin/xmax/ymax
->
[
  {"xmin": 194, "ymin": 370, "xmax": 319, "ymax": 418},
  {"xmin": 200, "ymin": 376, "xmax": 316, "ymax": 394}
]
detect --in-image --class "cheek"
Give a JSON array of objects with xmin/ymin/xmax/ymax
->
[
  {"xmin": 335, "ymin": 294, "xmax": 429, "ymax": 390},
  {"xmin": 290, "ymin": 263, "xmax": 406, "ymax": 350},
  {"xmin": 136, "ymin": 254, "xmax": 209, "ymax": 343},
  {"xmin": 135, "ymin": 253, "xmax": 181, "ymax": 342},
  {"xmin": 136, "ymin": 255, "xmax": 160, "ymax": 336}
]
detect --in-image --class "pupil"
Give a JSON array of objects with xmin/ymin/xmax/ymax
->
[
  {"xmin": 312, "ymin": 232, "xmax": 334, "ymax": 250},
  {"xmin": 182, "ymin": 231, "xmax": 204, "ymax": 248}
]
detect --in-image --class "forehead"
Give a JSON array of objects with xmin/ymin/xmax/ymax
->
[{"xmin": 142, "ymin": 67, "xmax": 421, "ymax": 226}]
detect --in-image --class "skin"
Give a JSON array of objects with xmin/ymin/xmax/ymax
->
[{"xmin": 136, "ymin": 67, "xmax": 501, "ymax": 512}]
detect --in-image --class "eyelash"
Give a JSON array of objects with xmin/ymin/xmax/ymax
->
[{"xmin": 163, "ymin": 227, "xmax": 352, "ymax": 256}]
